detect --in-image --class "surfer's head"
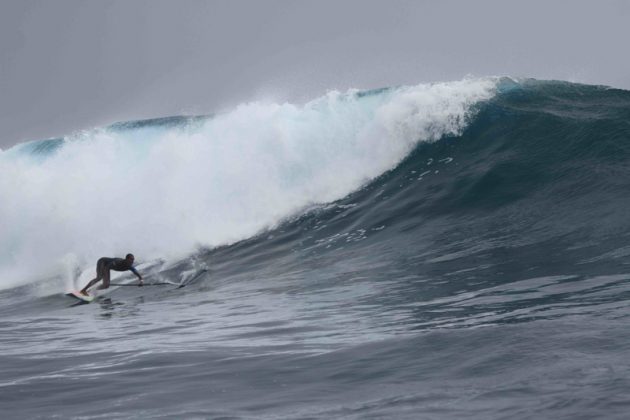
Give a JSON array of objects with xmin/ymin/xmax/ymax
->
[{"xmin": 126, "ymin": 253, "xmax": 135, "ymax": 262}]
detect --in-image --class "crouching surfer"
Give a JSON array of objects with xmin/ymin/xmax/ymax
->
[{"xmin": 80, "ymin": 253, "xmax": 143, "ymax": 296}]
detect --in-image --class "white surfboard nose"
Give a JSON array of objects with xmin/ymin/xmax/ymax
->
[{"xmin": 65, "ymin": 290, "xmax": 95, "ymax": 303}]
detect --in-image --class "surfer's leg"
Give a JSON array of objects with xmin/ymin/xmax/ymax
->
[
  {"xmin": 97, "ymin": 269, "xmax": 111, "ymax": 290},
  {"xmin": 80, "ymin": 259, "xmax": 106, "ymax": 294},
  {"xmin": 80, "ymin": 276, "xmax": 102, "ymax": 295}
]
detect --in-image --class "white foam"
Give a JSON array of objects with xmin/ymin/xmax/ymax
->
[{"xmin": 0, "ymin": 78, "xmax": 496, "ymax": 289}]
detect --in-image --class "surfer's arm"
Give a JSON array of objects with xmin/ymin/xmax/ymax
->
[{"xmin": 130, "ymin": 266, "xmax": 143, "ymax": 282}]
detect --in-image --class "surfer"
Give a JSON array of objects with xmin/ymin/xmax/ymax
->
[{"xmin": 80, "ymin": 254, "xmax": 143, "ymax": 296}]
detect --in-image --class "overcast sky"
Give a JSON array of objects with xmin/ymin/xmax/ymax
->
[{"xmin": 1, "ymin": 0, "xmax": 629, "ymax": 148}]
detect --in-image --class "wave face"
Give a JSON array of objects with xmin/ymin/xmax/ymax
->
[{"xmin": 2, "ymin": 78, "xmax": 630, "ymax": 419}]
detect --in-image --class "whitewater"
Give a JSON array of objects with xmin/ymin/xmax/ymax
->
[{"xmin": 2, "ymin": 77, "xmax": 630, "ymax": 419}]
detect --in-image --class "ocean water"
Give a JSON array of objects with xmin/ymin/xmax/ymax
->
[{"xmin": 2, "ymin": 78, "xmax": 630, "ymax": 419}]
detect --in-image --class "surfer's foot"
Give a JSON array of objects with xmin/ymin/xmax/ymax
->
[{"xmin": 80, "ymin": 290, "xmax": 89, "ymax": 296}]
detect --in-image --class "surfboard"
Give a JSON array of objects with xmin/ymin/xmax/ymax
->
[{"xmin": 66, "ymin": 290, "xmax": 95, "ymax": 303}]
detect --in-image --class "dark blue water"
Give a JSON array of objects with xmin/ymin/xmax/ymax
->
[{"xmin": 2, "ymin": 79, "xmax": 630, "ymax": 419}]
